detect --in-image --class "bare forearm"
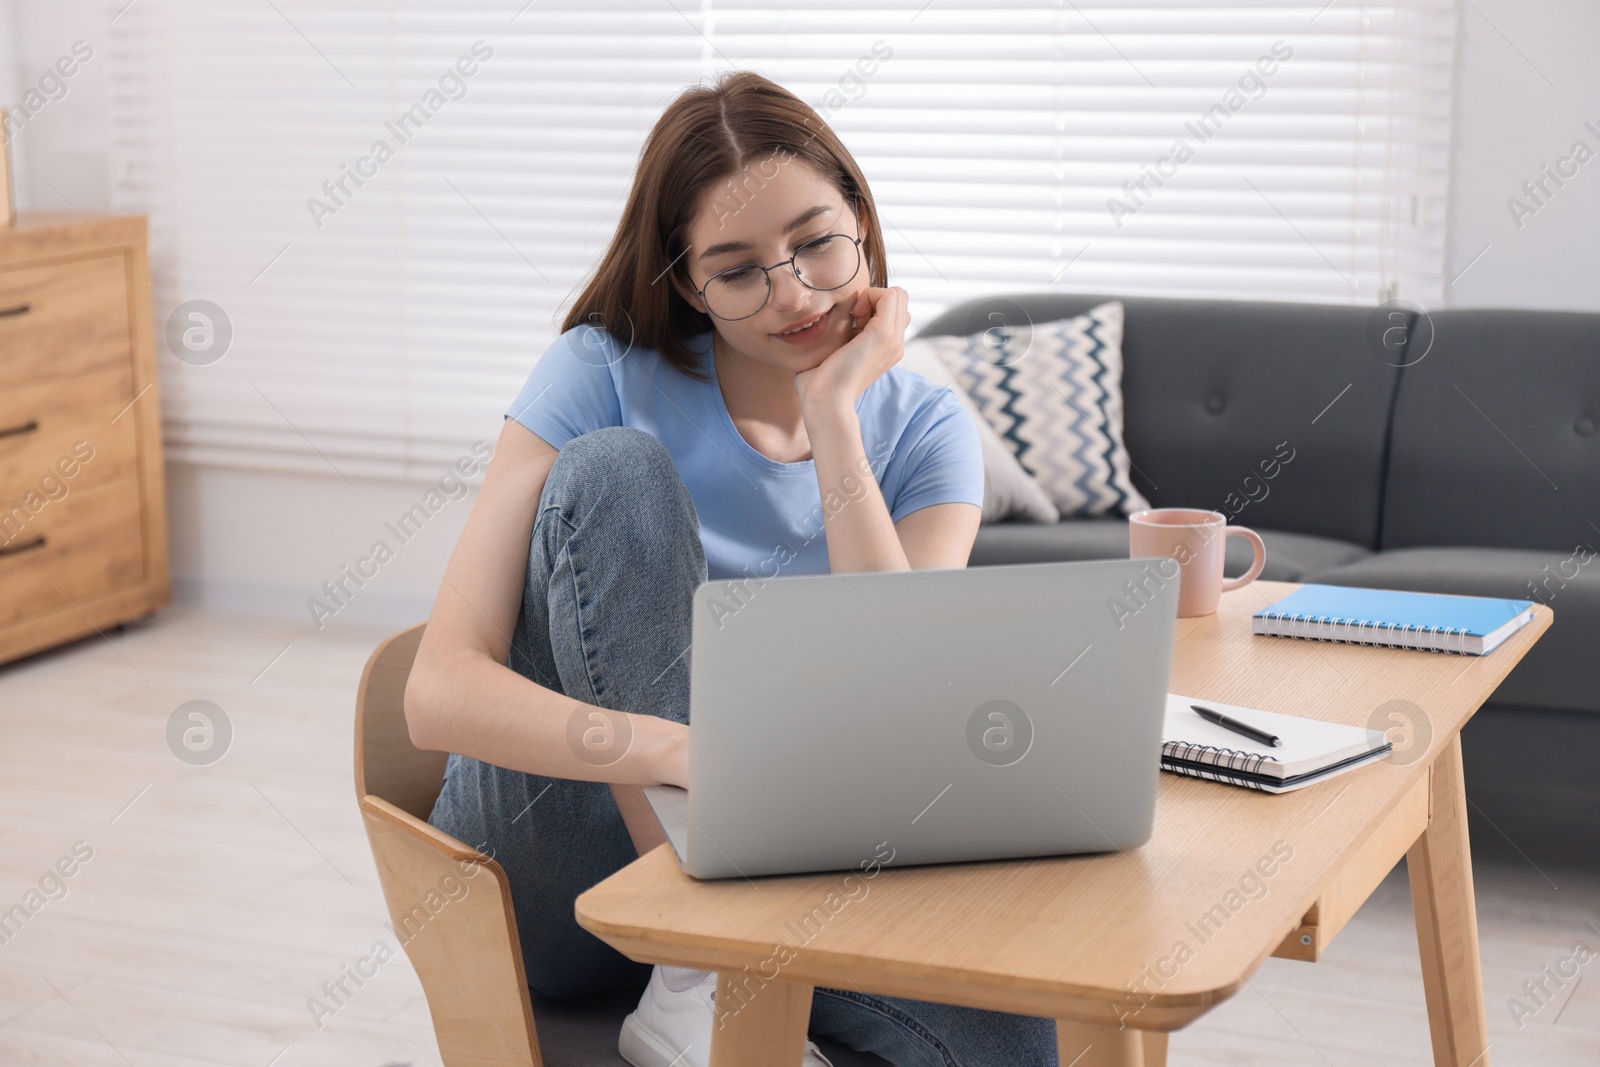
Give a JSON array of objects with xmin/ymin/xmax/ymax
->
[
  {"xmin": 804, "ymin": 399, "xmax": 910, "ymax": 574},
  {"xmin": 406, "ymin": 647, "xmax": 687, "ymax": 788},
  {"xmin": 611, "ymin": 783, "xmax": 669, "ymax": 855}
]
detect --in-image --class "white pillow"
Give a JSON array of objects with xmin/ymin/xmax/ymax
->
[
  {"xmin": 900, "ymin": 338, "xmax": 1060, "ymax": 525},
  {"xmin": 917, "ymin": 301, "xmax": 1150, "ymax": 518}
]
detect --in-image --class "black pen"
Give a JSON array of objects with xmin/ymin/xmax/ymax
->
[{"xmin": 1191, "ymin": 704, "xmax": 1282, "ymax": 748}]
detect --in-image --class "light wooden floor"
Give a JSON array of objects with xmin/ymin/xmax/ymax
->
[{"xmin": 0, "ymin": 606, "xmax": 1594, "ymax": 1066}]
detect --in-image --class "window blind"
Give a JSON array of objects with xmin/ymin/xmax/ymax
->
[{"xmin": 107, "ymin": 0, "xmax": 1458, "ymax": 482}]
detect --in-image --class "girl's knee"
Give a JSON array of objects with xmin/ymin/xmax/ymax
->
[
  {"xmin": 555, "ymin": 426, "xmax": 674, "ymax": 483},
  {"xmin": 541, "ymin": 427, "xmax": 695, "ymax": 529}
]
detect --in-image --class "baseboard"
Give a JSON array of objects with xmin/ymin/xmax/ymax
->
[{"xmin": 171, "ymin": 574, "xmax": 432, "ymax": 630}]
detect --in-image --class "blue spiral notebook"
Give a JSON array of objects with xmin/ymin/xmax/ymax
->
[{"xmin": 1252, "ymin": 584, "xmax": 1534, "ymax": 656}]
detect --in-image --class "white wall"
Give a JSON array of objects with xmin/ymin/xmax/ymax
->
[
  {"xmin": 3, "ymin": 0, "xmax": 111, "ymax": 214},
  {"xmin": 1444, "ymin": 0, "xmax": 1600, "ymax": 311},
  {"xmin": 4, "ymin": 1, "xmax": 468, "ymax": 629},
  {"xmin": 0, "ymin": 3, "xmax": 16, "ymax": 156},
  {"xmin": 2, "ymin": 1, "xmax": 1595, "ymax": 628},
  {"xmin": 166, "ymin": 463, "xmax": 471, "ymax": 632}
]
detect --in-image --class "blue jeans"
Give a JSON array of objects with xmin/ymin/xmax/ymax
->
[{"xmin": 428, "ymin": 427, "xmax": 1058, "ymax": 1066}]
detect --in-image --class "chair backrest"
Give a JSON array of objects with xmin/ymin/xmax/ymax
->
[
  {"xmin": 354, "ymin": 625, "xmax": 544, "ymax": 1067},
  {"xmin": 354, "ymin": 622, "xmax": 448, "ymax": 817}
]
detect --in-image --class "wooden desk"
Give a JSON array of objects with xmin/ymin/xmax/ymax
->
[{"xmin": 575, "ymin": 580, "xmax": 1550, "ymax": 1067}]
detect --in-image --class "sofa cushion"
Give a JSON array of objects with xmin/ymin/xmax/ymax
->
[
  {"xmin": 968, "ymin": 518, "xmax": 1130, "ymax": 566},
  {"xmin": 969, "ymin": 518, "xmax": 1370, "ymax": 581},
  {"xmin": 900, "ymin": 337, "xmax": 1059, "ymax": 524},
  {"xmin": 917, "ymin": 301, "xmax": 1150, "ymax": 518},
  {"xmin": 1309, "ymin": 547, "xmax": 1599, "ymax": 714},
  {"xmin": 918, "ymin": 293, "xmax": 1403, "ymax": 548},
  {"xmin": 1381, "ymin": 308, "xmax": 1600, "ymax": 552}
]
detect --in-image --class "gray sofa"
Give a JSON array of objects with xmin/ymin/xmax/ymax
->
[{"xmin": 921, "ymin": 294, "xmax": 1600, "ymax": 863}]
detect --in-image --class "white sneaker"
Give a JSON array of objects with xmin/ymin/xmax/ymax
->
[{"xmin": 619, "ymin": 965, "xmax": 835, "ymax": 1067}]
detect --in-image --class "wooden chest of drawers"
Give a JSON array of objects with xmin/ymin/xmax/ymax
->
[{"xmin": 0, "ymin": 214, "xmax": 170, "ymax": 665}]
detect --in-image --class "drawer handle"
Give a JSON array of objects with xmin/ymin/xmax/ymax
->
[
  {"xmin": 0, "ymin": 535, "xmax": 46, "ymax": 559},
  {"xmin": 0, "ymin": 303, "xmax": 30, "ymax": 319},
  {"xmin": 0, "ymin": 419, "xmax": 40, "ymax": 440}
]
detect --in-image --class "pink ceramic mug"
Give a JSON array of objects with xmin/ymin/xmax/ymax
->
[{"xmin": 1128, "ymin": 508, "xmax": 1266, "ymax": 617}]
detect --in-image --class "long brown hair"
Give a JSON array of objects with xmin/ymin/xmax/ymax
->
[{"xmin": 561, "ymin": 70, "xmax": 890, "ymax": 382}]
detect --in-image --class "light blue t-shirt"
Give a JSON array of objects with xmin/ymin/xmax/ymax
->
[{"xmin": 505, "ymin": 327, "xmax": 983, "ymax": 582}]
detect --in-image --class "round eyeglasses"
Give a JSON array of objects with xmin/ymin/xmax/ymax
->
[{"xmin": 693, "ymin": 232, "xmax": 864, "ymax": 321}]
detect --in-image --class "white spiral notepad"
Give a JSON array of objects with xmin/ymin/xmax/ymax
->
[{"xmin": 1161, "ymin": 694, "xmax": 1393, "ymax": 794}]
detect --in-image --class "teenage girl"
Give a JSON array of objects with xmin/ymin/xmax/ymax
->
[{"xmin": 405, "ymin": 70, "xmax": 1059, "ymax": 1067}]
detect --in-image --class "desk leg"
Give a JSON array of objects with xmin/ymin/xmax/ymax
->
[
  {"xmin": 710, "ymin": 973, "xmax": 813, "ymax": 1067},
  {"xmin": 1408, "ymin": 736, "xmax": 1490, "ymax": 1067},
  {"xmin": 1057, "ymin": 1021, "xmax": 1166, "ymax": 1066}
]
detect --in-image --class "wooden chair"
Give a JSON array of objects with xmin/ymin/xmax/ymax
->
[{"xmin": 354, "ymin": 623, "xmax": 545, "ymax": 1066}]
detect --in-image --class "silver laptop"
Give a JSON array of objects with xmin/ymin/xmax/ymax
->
[{"xmin": 644, "ymin": 558, "xmax": 1179, "ymax": 879}]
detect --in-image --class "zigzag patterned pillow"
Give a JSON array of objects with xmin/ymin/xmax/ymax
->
[{"xmin": 922, "ymin": 301, "xmax": 1150, "ymax": 518}]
